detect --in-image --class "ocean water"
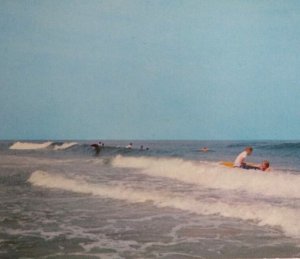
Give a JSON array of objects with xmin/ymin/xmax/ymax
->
[{"xmin": 1, "ymin": 140, "xmax": 300, "ymax": 258}]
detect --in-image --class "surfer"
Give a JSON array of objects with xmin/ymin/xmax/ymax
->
[
  {"xmin": 200, "ymin": 147, "xmax": 209, "ymax": 152},
  {"xmin": 234, "ymin": 147, "xmax": 253, "ymax": 168},
  {"xmin": 91, "ymin": 142, "xmax": 102, "ymax": 155},
  {"xmin": 126, "ymin": 143, "xmax": 133, "ymax": 149},
  {"xmin": 233, "ymin": 147, "xmax": 270, "ymax": 172},
  {"xmin": 240, "ymin": 160, "xmax": 270, "ymax": 172}
]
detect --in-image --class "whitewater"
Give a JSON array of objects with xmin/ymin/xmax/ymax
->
[{"xmin": 1, "ymin": 140, "xmax": 300, "ymax": 258}]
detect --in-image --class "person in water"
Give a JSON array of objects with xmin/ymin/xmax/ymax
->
[
  {"xmin": 90, "ymin": 142, "xmax": 102, "ymax": 155},
  {"xmin": 240, "ymin": 160, "xmax": 270, "ymax": 172},
  {"xmin": 200, "ymin": 147, "xmax": 209, "ymax": 152},
  {"xmin": 126, "ymin": 143, "xmax": 133, "ymax": 149},
  {"xmin": 234, "ymin": 147, "xmax": 253, "ymax": 168}
]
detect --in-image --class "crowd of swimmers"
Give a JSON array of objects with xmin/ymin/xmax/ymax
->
[
  {"xmin": 126, "ymin": 143, "xmax": 149, "ymax": 151},
  {"xmin": 91, "ymin": 141, "xmax": 149, "ymax": 155}
]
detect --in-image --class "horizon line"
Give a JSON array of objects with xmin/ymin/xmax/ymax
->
[{"xmin": 1, "ymin": 139, "xmax": 300, "ymax": 142}]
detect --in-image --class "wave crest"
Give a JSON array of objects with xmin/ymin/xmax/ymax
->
[
  {"xmin": 111, "ymin": 156, "xmax": 300, "ymax": 198},
  {"xmin": 10, "ymin": 141, "xmax": 53, "ymax": 150},
  {"xmin": 9, "ymin": 141, "xmax": 77, "ymax": 150}
]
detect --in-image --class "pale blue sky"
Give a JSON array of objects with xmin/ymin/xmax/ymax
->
[{"xmin": 1, "ymin": 0, "xmax": 300, "ymax": 140}]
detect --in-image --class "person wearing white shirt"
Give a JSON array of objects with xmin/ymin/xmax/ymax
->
[{"xmin": 234, "ymin": 147, "xmax": 253, "ymax": 167}]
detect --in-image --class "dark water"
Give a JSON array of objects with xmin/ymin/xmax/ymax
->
[{"xmin": 1, "ymin": 140, "xmax": 300, "ymax": 258}]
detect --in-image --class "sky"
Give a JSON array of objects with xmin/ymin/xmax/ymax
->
[{"xmin": 1, "ymin": 0, "xmax": 300, "ymax": 140}]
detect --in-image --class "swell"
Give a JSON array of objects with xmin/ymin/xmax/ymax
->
[
  {"xmin": 259, "ymin": 142, "xmax": 300, "ymax": 150},
  {"xmin": 227, "ymin": 142, "xmax": 300, "ymax": 150}
]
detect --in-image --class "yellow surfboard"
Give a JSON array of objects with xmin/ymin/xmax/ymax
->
[
  {"xmin": 220, "ymin": 161, "xmax": 256, "ymax": 168},
  {"xmin": 220, "ymin": 161, "xmax": 234, "ymax": 168},
  {"xmin": 220, "ymin": 161, "xmax": 268, "ymax": 171}
]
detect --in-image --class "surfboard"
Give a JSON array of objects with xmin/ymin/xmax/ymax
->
[
  {"xmin": 220, "ymin": 161, "xmax": 269, "ymax": 172},
  {"xmin": 220, "ymin": 161, "xmax": 234, "ymax": 168},
  {"xmin": 220, "ymin": 161, "xmax": 256, "ymax": 168}
]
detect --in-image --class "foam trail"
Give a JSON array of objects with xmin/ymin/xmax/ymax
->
[
  {"xmin": 10, "ymin": 141, "xmax": 53, "ymax": 150},
  {"xmin": 111, "ymin": 156, "xmax": 300, "ymax": 199},
  {"xmin": 53, "ymin": 142, "xmax": 77, "ymax": 150},
  {"xmin": 28, "ymin": 171, "xmax": 300, "ymax": 238}
]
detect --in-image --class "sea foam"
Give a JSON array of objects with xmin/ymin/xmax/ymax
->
[
  {"xmin": 111, "ymin": 155, "xmax": 300, "ymax": 199},
  {"xmin": 28, "ymin": 170, "xmax": 300, "ymax": 238},
  {"xmin": 9, "ymin": 141, "xmax": 77, "ymax": 150},
  {"xmin": 10, "ymin": 141, "xmax": 53, "ymax": 150}
]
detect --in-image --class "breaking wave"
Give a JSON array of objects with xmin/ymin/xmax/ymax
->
[
  {"xmin": 9, "ymin": 141, "xmax": 77, "ymax": 150},
  {"xmin": 28, "ymin": 170, "xmax": 300, "ymax": 238},
  {"xmin": 111, "ymin": 156, "xmax": 300, "ymax": 199},
  {"xmin": 10, "ymin": 141, "xmax": 53, "ymax": 150}
]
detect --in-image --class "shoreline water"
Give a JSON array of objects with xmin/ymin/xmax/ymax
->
[{"xmin": 1, "ymin": 140, "xmax": 300, "ymax": 258}]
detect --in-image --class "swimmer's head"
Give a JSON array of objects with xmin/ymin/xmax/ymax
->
[
  {"xmin": 245, "ymin": 147, "xmax": 253, "ymax": 155},
  {"xmin": 261, "ymin": 160, "xmax": 270, "ymax": 171}
]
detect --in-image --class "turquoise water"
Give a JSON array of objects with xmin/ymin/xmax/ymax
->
[{"xmin": 1, "ymin": 140, "xmax": 300, "ymax": 258}]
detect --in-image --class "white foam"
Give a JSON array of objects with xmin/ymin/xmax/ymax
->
[
  {"xmin": 9, "ymin": 141, "xmax": 52, "ymax": 150},
  {"xmin": 111, "ymin": 156, "xmax": 300, "ymax": 199},
  {"xmin": 53, "ymin": 142, "xmax": 77, "ymax": 150},
  {"xmin": 28, "ymin": 170, "xmax": 300, "ymax": 238}
]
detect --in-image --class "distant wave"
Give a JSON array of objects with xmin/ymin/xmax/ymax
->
[
  {"xmin": 52, "ymin": 142, "xmax": 77, "ymax": 150},
  {"xmin": 227, "ymin": 142, "xmax": 300, "ymax": 150},
  {"xmin": 9, "ymin": 141, "xmax": 77, "ymax": 150},
  {"xmin": 8, "ymin": 141, "xmax": 153, "ymax": 159},
  {"xmin": 111, "ymin": 156, "xmax": 300, "ymax": 199},
  {"xmin": 28, "ymin": 170, "xmax": 300, "ymax": 238},
  {"xmin": 259, "ymin": 142, "xmax": 300, "ymax": 150},
  {"xmin": 10, "ymin": 141, "xmax": 53, "ymax": 150},
  {"xmin": 226, "ymin": 143, "xmax": 256, "ymax": 148}
]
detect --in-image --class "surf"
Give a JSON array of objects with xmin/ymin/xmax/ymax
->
[
  {"xmin": 111, "ymin": 155, "xmax": 300, "ymax": 199},
  {"xmin": 10, "ymin": 141, "xmax": 53, "ymax": 150},
  {"xmin": 28, "ymin": 170, "xmax": 300, "ymax": 238},
  {"xmin": 9, "ymin": 141, "xmax": 77, "ymax": 150}
]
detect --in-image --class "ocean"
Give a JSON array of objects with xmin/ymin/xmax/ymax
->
[{"xmin": 1, "ymin": 140, "xmax": 300, "ymax": 258}]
